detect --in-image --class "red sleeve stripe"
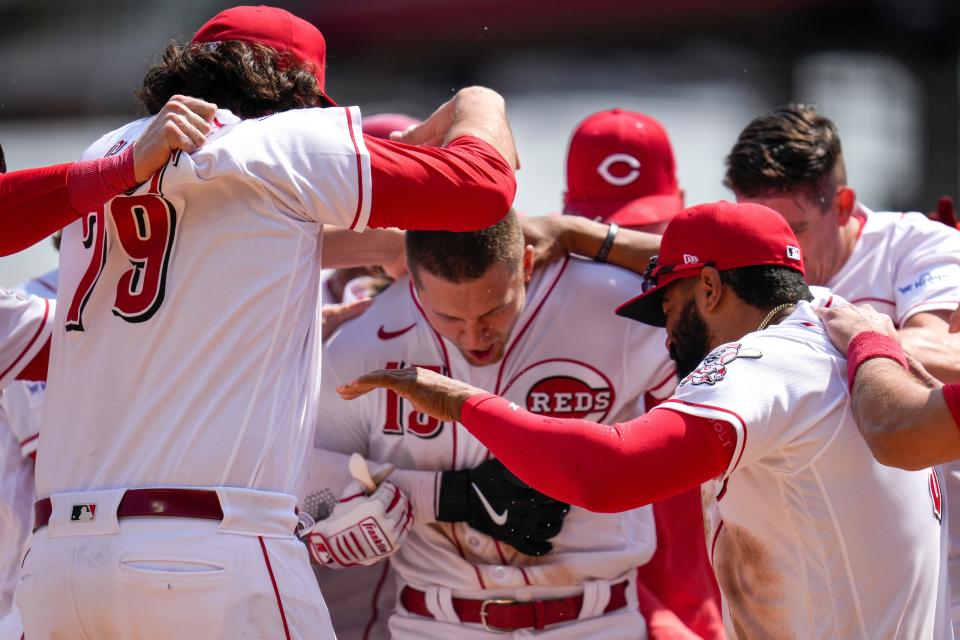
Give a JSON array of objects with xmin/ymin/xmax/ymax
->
[
  {"xmin": 0, "ymin": 299, "xmax": 51, "ymax": 385},
  {"xmin": 656, "ymin": 398, "xmax": 749, "ymax": 476},
  {"xmin": 345, "ymin": 108, "xmax": 371, "ymax": 232},
  {"xmin": 20, "ymin": 433, "xmax": 39, "ymax": 458},
  {"xmin": 943, "ymin": 384, "xmax": 960, "ymax": 432}
]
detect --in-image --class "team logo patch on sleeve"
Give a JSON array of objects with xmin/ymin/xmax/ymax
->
[{"xmin": 680, "ymin": 343, "xmax": 762, "ymax": 387}]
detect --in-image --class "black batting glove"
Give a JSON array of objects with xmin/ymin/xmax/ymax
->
[{"xmin": 436, "ymin": 458, "xmax": 570, "ymax": 556}]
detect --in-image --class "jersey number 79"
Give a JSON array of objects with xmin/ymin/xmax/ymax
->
[{"xmin": 65, "ymin": 194, "xmax": 178, "ymax": 331}]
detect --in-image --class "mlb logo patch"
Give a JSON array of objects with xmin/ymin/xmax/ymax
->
[
  {"xmin": 786, "ymin": 245, "xmax": 801, "ymax": 260},
  {"xmin": 683, "ymin": 254, "xmax": 699, "ymax": 264},
  {"xmin": 71, "ymin": 504, "xmax": 97, "ymax": 522}
]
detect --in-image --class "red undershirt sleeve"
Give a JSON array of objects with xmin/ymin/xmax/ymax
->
[
  {"xmin": 0, "ymin": 164, "xmax": 76, "ymax": 256},
  {"xmin": 0, "ymin": 146, "xmax": 137, "ymax": 256},
  {"xmin": 459, "ymin": 393, "xmax": 735, "ymax": 513},
  {"xmin": 944, "ymin": 384, "xmax": 960, "ymax": 432},
  {"xmin": 15, "ymin": 338, "xmax": 49, "ymax": 383},
  {"xmin": 365, "ymin": 135, "xmax": 516, "ymax": 231}
]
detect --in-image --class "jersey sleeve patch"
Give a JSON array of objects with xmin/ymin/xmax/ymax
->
[{"xmin": 678, "ymin": 342, "xmax": 762, "ymax": 387}]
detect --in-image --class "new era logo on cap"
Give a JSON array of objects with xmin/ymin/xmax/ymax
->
[
  {"xmin": 683, "ymin": 254, "xmax": 699, "ymax": 264},
  {"xmin": 787, "ymin": 245, "xmax": 801, "ymax": 260},
  {"xmin": 71, "ymin": 504, "xmax": 97, "ymax": 522}
]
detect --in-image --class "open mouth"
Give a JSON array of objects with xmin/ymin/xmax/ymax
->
[{"xmin": 468, "ymin": 345, "xmax": 496, "ymax": 363}]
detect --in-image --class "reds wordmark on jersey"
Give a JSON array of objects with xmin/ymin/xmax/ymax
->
[{"xmin": 316, "ymin": 257, "xmax": 676, "ymax": 594}]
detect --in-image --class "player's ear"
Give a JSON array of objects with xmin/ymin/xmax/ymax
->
[
  {"xmin": 522, "ymin": 245, "xmax": 535, "ymax": 283},
  {"xmin": 699, "ymin": 266, "xmax": 725, "ymax": 313},
  {"xmin": 835, "ymin": 187, "xmax": 856, "ymax": 224}
]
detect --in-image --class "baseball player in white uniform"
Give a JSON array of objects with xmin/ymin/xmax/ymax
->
[
  {"xmin": 725, "ymin": 103, "xmax": 960, "ymax": 637},
  {"xmin": 337, "ymin": 201, "xmax": 951, "ymax": 639},
  {"xmin": 15, "ymin": 5, "xmax": 518, "ymax": 638},
  {"xmin": 0, "ymin": 290, "xmax": 52, "ymax": 392},
  {"xmin": 0, "ymin": 269, "xmax": 57, "ymax": 639},
  {"xmin": 306, "ymin": 211, "xmax": 675, "ymax": 638}
]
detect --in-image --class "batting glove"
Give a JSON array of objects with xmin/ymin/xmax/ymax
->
[
  {"xmin": 301, "ymin": 479, "xmax": 413, "ymax": 569},
  {"xmin": 437, "ymin": 458, "xmax": 570, "ymax": 556}
]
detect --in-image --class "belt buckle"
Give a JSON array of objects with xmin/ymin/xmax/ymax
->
[{"xmin": 479, "ymin": 598, "xmax": 516, "ymax": 634}]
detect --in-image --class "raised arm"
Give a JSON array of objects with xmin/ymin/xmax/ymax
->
[
  {"xmin": 336, "ymin": 366, "xmax": 733, "ymax": 513},
  {"xmin": 0, "ymin": 95, "xmax": 216, "ymax": 256},
  {"xmin": 364, "ymin": 87, "xmax": 517, "ymax": 232},
  {"xmin": 522, "ymin": 214, "xmax": 660, "ymax": 273}
]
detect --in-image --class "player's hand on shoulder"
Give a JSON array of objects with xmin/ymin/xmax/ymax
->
[
  {"xmin": 816, "ymin": 302, "xmax": 899, "ymax": 354},
  {"xmin": 437, "ymin": 458, "xmax": 570, "ymax": 556},
  {"xmin": 300, "ymin": 478, "xmax": 413, "ymax": 569},
  {"xmin": 132, "ymin": 95, "xmax": 218, "ymax": 182}
]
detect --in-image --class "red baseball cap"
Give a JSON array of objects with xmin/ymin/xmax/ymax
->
[
  {"xmin": 362, "ymin": 113, "xmax": 421, "ymax": 140},
  {"xmin": 563, "ymin": 109, "xmax": 682, "ymax": 227},
  {"xmin": 616, "ymin": 201, "xmax": 805, "ymax": 326},
  {"xmin": 192, "ymin": 5, "xmax": 336, "ymax": 106}
]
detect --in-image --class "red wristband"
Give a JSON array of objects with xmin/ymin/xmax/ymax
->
[
  {"xmin": 66, "ymin": 145, "xmax": 138, "ymax": 215},
  {"xmin": 846, "ymin": 331, "xmax": 908, "ymax": 394},
  {"xmin": 943, "ymin": 384, "xmax": 960, "ymax": 432}
]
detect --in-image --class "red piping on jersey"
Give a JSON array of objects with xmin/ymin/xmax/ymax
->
[
  {"xmin": 666, "ymin": 398, "xmax": 749, "ymax": 474},
  {"xmin": 449, "ymin": 522, "xmax": 487, "ymax": 588},
  {"xmin": 648, "ymin": 369, "xmax": 677, "ymax": 396},
  {"xmin": 258, "ymin": 536, "xmax": 292, "ymax": 640},
  {"xmin": 409, "ymin": 280, "xmax": 456, "ymax": 468},
  {"xmin": 494, "ymin": 257, "xmax": 570, "ymax": 394},
  {"xmin": 362, "ymin": 562, "xmax": 391, "ymax": 640},
  {"xmin": 345, "ymin": 108, "xmax": 365, "ymax": 231},
  {"xmin": 0, "ymin": 299, "xmax": 50, "ymax": 383},
  {"xmin": 19, "ymin": 433, "xmax": 38, "ymax": 450},
  {"xmin": 710, "ymin": 519, "xmax": 725, "ymax": 565},
  {"xmin": 852, "ymin": 209, "xmax": 867, "ymax": 241}
]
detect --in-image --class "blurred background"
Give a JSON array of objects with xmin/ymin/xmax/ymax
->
[{"xmin": 1, "ymin": 0, "xmax": 958, "ymax": 283}]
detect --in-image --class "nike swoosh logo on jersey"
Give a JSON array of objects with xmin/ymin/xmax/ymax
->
[
  {"xmin": 471, "ymin": 482, "xmax": 508, "ymax": 526},
  {"xmin": 377, "ymin": 323, "xmax": 416, "ymax": 340}
]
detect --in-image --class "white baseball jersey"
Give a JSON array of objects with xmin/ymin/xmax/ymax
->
[
  {"xmin": 657, "ymin": 290, "xmax": 947, "ymax": 639},
  {"xmin": 315, "ymin": 256, "xmax": 675, "ymax": 595},
  {"xmin": 828, "ymin": 204, "xmax": 960, "ymax": 324},
  {"xmin": 38, "ymin": 106, "xmax": 371, "ymax": 498},
  {"xmin": 0, "ymin": 270, "xmax": 57, "ymax": 618},
  {"xmin": 0, "ymin": 288, "xmax": 52, "ymax": 392},
  {"xmin": 826, "ymin": 203, "xmax": 960, "ymax": 638},
  {"xmin": 4, "ymin": 270, "xmax": 58, "ymax": 459}
]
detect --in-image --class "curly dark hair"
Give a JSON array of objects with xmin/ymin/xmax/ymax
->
[
  {"xmin": 723, "ymin": 104, "xmax": 846, "ymax": 208},
  {"xmin": 136, "ymin": 40, "xmax": 332, "ymax": 118}
]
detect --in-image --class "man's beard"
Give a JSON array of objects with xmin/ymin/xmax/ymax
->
[{"xmin": 669, "ymin": 299, "xmax": 713, "ymax": 379}]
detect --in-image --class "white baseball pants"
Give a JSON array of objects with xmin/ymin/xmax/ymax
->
[{"xmin": 16, "ymin": 487, "xmax": 335, "ymax": 639}]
